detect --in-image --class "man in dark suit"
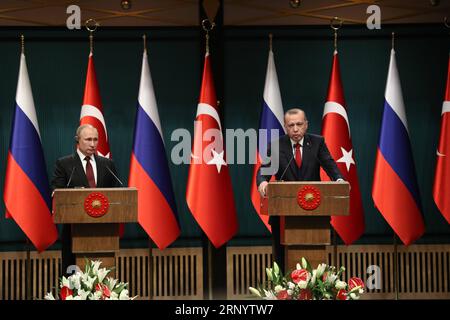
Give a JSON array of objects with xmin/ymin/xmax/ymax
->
[
  {"xmin": 257, "ymin": 108, "xmax": 344, "ymax": 272},
  {"xmin": 51, "ymin": 124, "xmax": 121, "ymax": 275}
]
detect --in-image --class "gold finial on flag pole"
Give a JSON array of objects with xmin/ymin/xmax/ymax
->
[
  {"xmin": 85, "ymin": 19, "xmax": 99, "ymax": 54},
  {"xmin": 269, "ymin": 33, "xmax": 273, "ymax": 51},
  {"xmin": 20, "ymin": 34, "xmax": 25, "ymax": 54},
  {"xmin": 202, "ymin": 19, "xmax": 215, "ymax": 54},
  {"xmin": 143, "ymin": 34, "xmax": 147, "ymax": 53},
  {"xmin": 330, "ymin": 17, "xmax": 343, "ymax": 52},
  {"xmin": 392, "ymin": 32, "xmax": 395, "ymax": 50}
]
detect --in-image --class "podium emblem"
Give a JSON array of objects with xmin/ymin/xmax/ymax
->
[
  {"xmin": 84, "ymin": 192, "xmax": 109, "ymax": 217},
  {"xmin": 297, "ymin": 185, "xmax": 321, "ymax": 210}
]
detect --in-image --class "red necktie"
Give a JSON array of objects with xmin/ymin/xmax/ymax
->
[
  {"xmin": 295, "ymin": 143, "xmax": 302, "ymax": 168},
  {"xmin": 85, "ymin": 156, "xmax": 96, "ymax": 188}
]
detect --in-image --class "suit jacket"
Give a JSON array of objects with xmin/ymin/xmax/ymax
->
[
  {"xmin": 257, "ymin": 133, "xmax": 343, "ymax": 185},
  {"xmin": 51, "ymin": 153, "xmax": 121, "ymax": 274},
  {"xmin": 51, "ymin": 153, "xmax": 121, "ymax": 190}
]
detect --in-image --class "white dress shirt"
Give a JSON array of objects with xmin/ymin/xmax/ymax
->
[
  {"xmin": 290, "ymin": 137, "xmax": 304, "ymax": 157},
  {"xmin": 76, "ymin": 149, "xmax": 97, "ymax": 184}
]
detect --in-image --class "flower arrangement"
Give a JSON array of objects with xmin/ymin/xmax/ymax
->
[
  {"xmin": 45, "ymin": 260, "xmax": 136, "ymax": 300},
  {"xmin": 249, "ymin": 257, "xmax": 365, "ymax": 300}
]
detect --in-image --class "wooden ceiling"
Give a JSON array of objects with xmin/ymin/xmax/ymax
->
[{"xmin": 0, "ymin": 0, "xmax": 448, "ymax": 27}]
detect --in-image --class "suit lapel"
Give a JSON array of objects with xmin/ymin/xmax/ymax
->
[
  {"xmin": 95, "ymin": 155, "xmax": 103, "ymax": 187},
  {"xmin": 300, "ymin": 134, "xmax": 315, "ymax": 180},
  {"xmin": 283, "ymin": 137, "xmax": 299, "ymax": 180},
  {"xmin": 73, "ymin": 153, "xmax": 89, "ymax": 187}
]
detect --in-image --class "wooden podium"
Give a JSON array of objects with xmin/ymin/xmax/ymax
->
[
  {"xmin": 52, "ymin": 188, "xmax": 137, "ymax": 273},
  {"xmin": 263, "ymin": 181, "xmax": 349, "ymax": 271}
]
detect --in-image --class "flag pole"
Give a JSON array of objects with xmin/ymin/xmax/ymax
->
[
  {"xmin": 202, "ymin": 19, "xmax": 215, "ymax": 55},
  {"xmin": 390, "ymin": 31, "xmax": 400, "ymax": 301},
  {"xmin": 330, "ymin": 17, "xmax": 343, "ymax": 52},
  {"xmin": 85, "ymin": 18, "xmax": 99, "ymax": 54},
  {"xmin": 141, "ymin": 33, "xmax": 154, "ymax": 301},
  {"xmin": 330, "ymin": 17, "xmax": 342, "ymax": 268},
  {"xmin": 148, "ymin": 237, "xmax": 153, "ymax": 300},
  {"xmin": 201, "ymin": 19, "xmax": 218, "ymax": 300},
  {"xmin": 21, "ymin": 34, "xmax": 33, "ymax": 300},
  {"xmin": 393, "ymin": 233, "xmax": 399, "ymax": 300}
]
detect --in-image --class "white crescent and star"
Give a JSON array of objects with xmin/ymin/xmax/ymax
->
[
  {"xmin": 436, "ymin": 101, "xmax": 450, "ymax": 157},
  {"xmin": 337, "ymin": 147, "xmax": 355, "ymax": 172},
  {"xmin": 190, "ymin": 102, "xmax": 227, "ymax": 173}
]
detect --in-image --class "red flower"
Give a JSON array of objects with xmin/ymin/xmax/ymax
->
[
  {"xmin": 60, "ymin": 286, "xmax": 73, "ymax": 300},
  {"xmin": 291, "ymin": 269, "xmax": 309, "ymax": 284},
  {"xmin": 276, "ymin": 290, "xmax": 290, "ymax": 300},
  {"xmin": 336, "ymin": 289, "xmax": 347, "ymax": 300},
  {"xmin": 298, "ymin": 289, "xmax": 312, "ymax": 300},
  {"xmin": 95, "ymin": 283, "xmax": 111, "ymax": 299},
  {"xmin": 348, "ymin": 277, "xmax": 364, "ymax": 290}
]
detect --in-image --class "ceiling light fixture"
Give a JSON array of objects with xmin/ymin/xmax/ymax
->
[
  {"xmin": 429, "ymin": 0, "xmax": 440, "ymax": 6},
  {"xmin": 289, "ymin": 0, "xmax": 301, "ymax": 9},
  {"xmin": 121, "ymin": 0, "xmax": 132, "ymax": 10}
]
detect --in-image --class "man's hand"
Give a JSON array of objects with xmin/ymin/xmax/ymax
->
[
  {"xmin": 336, "ymin": 178, "xmax": 351, "ymax": 191},
  {"xmin": 258, "ymin": 181, "xmax": 269, "ymax": 197}
]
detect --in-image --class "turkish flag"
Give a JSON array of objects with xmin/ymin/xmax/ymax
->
[
  {"xmin": 433, "ymin": 55, "xmax": 450, "ymax": 224},
  {"xmin": 80, "ymin": 53, "xmax": 111, "ymax": 158},
  {"xmin": 321, "ymin": 51, "xmax": 365, "ymax": 244},
  {"xmin": 186, "ymin": 53, "xmax": 238, "ymax": 248},
  {"xmin": 79, "ymin": 52, "xmax": 124, "ymax": 235}
]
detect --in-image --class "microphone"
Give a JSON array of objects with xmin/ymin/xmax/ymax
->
[
  {"xmin": 278, "ymin": 151, "xmax": 296, "ymax": 182},
  {"xmin": 106, "ymin": 165, "xmax": 124, "ymax": 187},
  {"xmin": 66, "ymin": 166, "xmax": 76, "ymax": 188}
]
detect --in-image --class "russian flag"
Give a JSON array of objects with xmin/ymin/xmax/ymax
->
[
  {"xmin": 250, "ymin": 48, "xmax": 285, "ymax": 232},
  {"xmin": 372, "ymin": 49, "xmax": 425, "ymax": 245},
  {"xmin": 3, "ymin": 52, "xmax": 58, "ymax": 252},
  {"xmin": 129, "ymin": 49, "xmax": 180, "ymax": 249}
]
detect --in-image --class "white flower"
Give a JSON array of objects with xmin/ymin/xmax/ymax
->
[
  {"xmin": 64, "ymin": 295, "xmax": 74, "ymax": 300},
  {"xmin": 77, "ymin": 289, "xmax": 90, "ymax": 300},
  {"xmin": 287, "ymin": 282, "xmax": 296, "ymax": 290},
  {"xmin": 349, "ymin": 292, "xmax": 360, "ymax": 300},
  {"xmin": 301, "ymin": 257, "xmax": 308, "ymax": 269},
  {"xmin": 316, "ymin": 263, "xmax": 326, "ymax": 278},
  {"xmin": 81, "ymin": 274, "xmax": 96, "ymax": 291},
  {"xmin": 88, "ymin": 291, "xmax": 103, "ymax": 300},
  {"xmin": 265, "ymin": 268, "xmax": 273, "ymax": 281},
  {"xmin": 119, "ymin": 289, "xmax": 130, "ymax": 300},
  {"xmin": 106, "ymin": 277, "xmax": 118, "ymax": 290},
  {"xmin": 249, "ymin": 287, "xmax": 261, "ymax": 297},
  {"xmin": 44, "ymin": 292, "xmax": 55, "ymax": 300},
  {"xmin": 107, "ymin": 292, "xmax": 119, "ymax": 300},
  {"xmin": 323, "ymin": 293, "xmax": 332, "ymax": 299},
  {"xmin": 296, "ymin": 263, "xmax": 301, "ymax": 270},
  {"xmin": 274, "ymin": 285, "xmax": 283, "ymax": 293},
  {"xmin": 287, "ymin": 289, "xmax": 293, "ymax": 296},
  {"xmin": 61, "ymin": 276, "xmax": 72, "ymax": 289},
  {"xmin": 335, "ymin": 280, "xmax": 347, "ymax": 290},
  {"xmin": 97, "ymin": 267, "xmax": 110, "ymax": 283},
  {"xmin": 273, "ymin": 262, "xmax": 280, "ymax": 276},
  {"xmin": 69, "ymin": 273, "xmax": 82, "ymax": 290},
  {"xmin": 262, "ymin": 289, "xmax": 277, "ymax": 300},
  {"xmin": 91, "ymin": 260, "xmax": 102, "ymax": 274},
  {"xmin": 325, "ymin": 273, "xmax": 338, "ymax": 285},
  {"xmin": 310, "ymin": 270, "xmax": 317, "ymax": 285},
  {"xmin": 298, "ymin": 280, "xmax": 308, "ymax": 289}
]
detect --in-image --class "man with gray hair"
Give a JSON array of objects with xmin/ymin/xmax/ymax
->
[
  {"xmin": 257, "ymin": 108, "xmax": 343, "ymax": 271},
  {"xmin": 51, "ymin": 124, "xmax": 121, "ymax": 275}
]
